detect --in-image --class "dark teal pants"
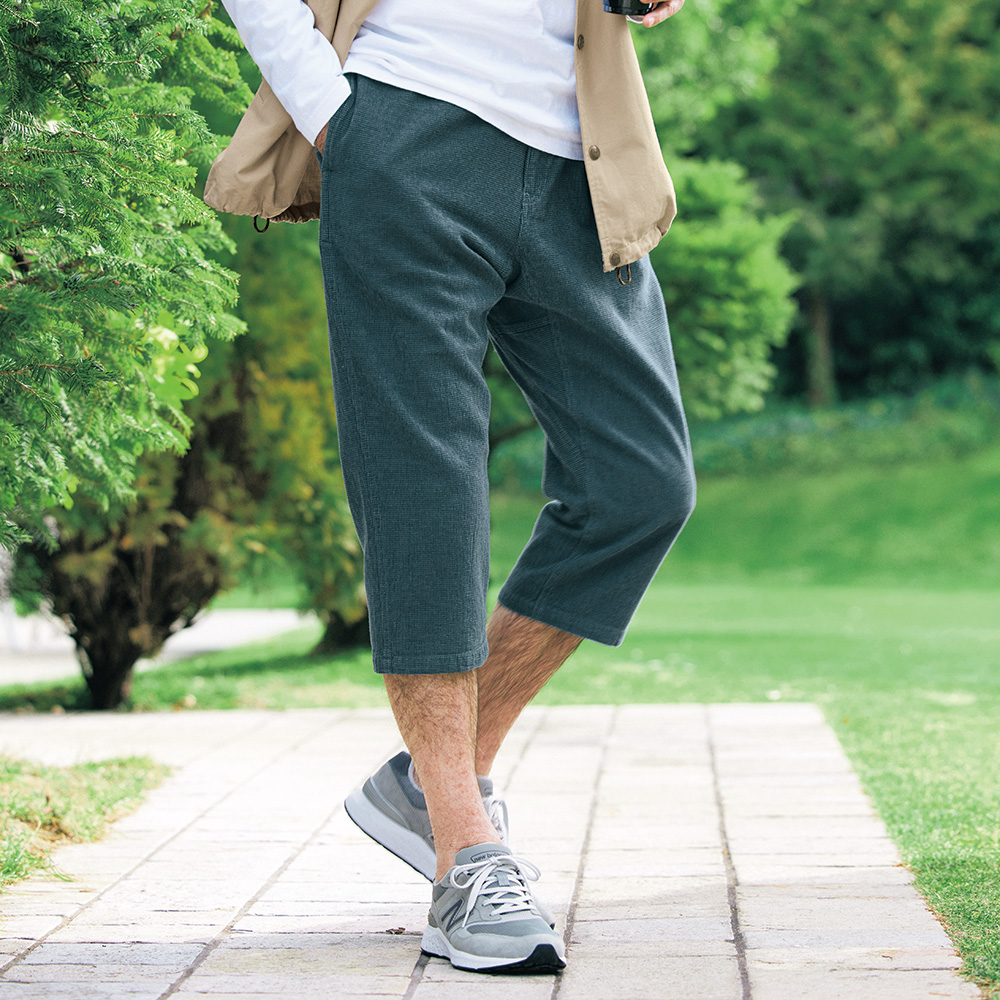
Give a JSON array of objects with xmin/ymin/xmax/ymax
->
[{"xmin": 316, "ymin": 73, "xmax": 695, "ymax": 674}]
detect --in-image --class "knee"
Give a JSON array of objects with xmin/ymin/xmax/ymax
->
[
  {"xmin": 616, "ymin": 450, "xmax": 696, "ymax": 537},
  {"xmin": 678, "ymin": 453, "xmax": 698, "ymax": 520},
  {"xmin": 658, "ymin": 453, "xmax": 697, "ymax": 530}
]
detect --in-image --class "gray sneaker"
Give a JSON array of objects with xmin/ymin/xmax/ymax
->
[
  {"xmin": 421, "ymin": 843, "xmax": 566, "ymax": 974},
  {"xmin": 344, "ymin": 752, "xmax": 508, "ymax": 880}
]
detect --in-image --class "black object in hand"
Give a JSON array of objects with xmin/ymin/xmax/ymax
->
[{"xmin": 603, "ymin": 0, "xmax": 653, "ymax": 15}]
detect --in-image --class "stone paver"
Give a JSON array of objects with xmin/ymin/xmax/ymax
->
[{"xmin": 0, "ymin": 704, "xmax": 984, "ymax": 999}]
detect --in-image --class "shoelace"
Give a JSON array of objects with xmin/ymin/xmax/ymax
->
[
  {"xmin": 483, "ymin": 794, "xmax": 509, "ymax": 844},
  {"xmin": 446, "ymin": 855, "xmax": 541, "ymax": 928}
]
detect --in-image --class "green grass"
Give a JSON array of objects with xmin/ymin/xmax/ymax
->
[
  {"xmin": 2, "ymin": 445, "xmax": 998, "ymax": 990},
  {"xmin": 0, "ymin": 757, "xmax": 170, "ymax": 889},
  {"xmin": 667, "ymin": 445, "xmax": 1000, "ymax": 590},
  {"xmin": 209, "ymin": 561, "xmax": 307, "ymax": 610}
]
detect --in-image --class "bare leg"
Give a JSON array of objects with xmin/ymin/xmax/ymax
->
[
  {"xmin": 383, "ymin": 670, "xmax": 498, "ymax": 881},
  {"xmin": 474, "ymin": 602, "xmax": 582, "ymax": 776},
  {"xmin": 385, "ymin": 606, "xmax": 580, "ymax": 876}
]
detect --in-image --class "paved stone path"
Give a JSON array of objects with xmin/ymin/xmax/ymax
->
[{"xmin": 0, "ymin": 704, "xmax": 981, "ymax": 999}]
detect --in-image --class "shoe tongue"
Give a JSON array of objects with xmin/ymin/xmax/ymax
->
[
  {"xmin": 477, "ymin": 775, "xmax": 494, "ymax": 798},
  {"xmin": 456, "ymin": 842, "xmax": 510, "ymax": 866}
]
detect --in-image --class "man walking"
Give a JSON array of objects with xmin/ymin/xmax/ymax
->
[{"xmin": 208, "ymin": 0, "xmax": 694, "ymax": 975}]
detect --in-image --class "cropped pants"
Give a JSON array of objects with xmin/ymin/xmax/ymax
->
[{"xmin": 316, "ymin": 73, "xmax": 696, "ymax": 675}]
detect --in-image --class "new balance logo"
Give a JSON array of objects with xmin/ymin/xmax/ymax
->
[{"xmin": 440, "ymin": 898, "xmax": 466, "ymax": 931}]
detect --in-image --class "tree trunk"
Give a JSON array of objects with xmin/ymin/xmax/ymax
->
[
  {"xmin": 32, "ymin": 506, "xmax": 224, "ymax": 711},
  {"xmin": 49, "ymin": 535, "xmax": 218, "ymax": 710},
  {"xmin": 76, "ymin": 638, "xmax": 139, "ymax": 711},
  {"xmin": 805, "ymin": 289, "xmax": 838, "ymax": 408},
  {"xmin": 311, "ymin": 609, "xmax": 371, "ymax": 656}
]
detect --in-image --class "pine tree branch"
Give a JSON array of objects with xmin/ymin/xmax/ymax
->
[
  {"xmin": 3, "ymin": 0, "xmax": 246, "ymax": 548},
  {"xmin": 11, "ymin": 248, "xmax": 30, "ymax": 275},
  {"xmin": 71, "ymin": 87, "xmax": 109, "ymax": 111},
  {"xmin": 169, "ymin": 2, "xmax": 214, "ymax": 38},
  {"xmin": 0, "ymin": 1, "xmax": 38, "ymax": 24},
  {"xmin": 3, "ymin": 40, "xmax": 101, "ymax": 68},
  {"xmin": 0, "ymin": 370, "xmax": 49, "ymax": 403},
  {"xmin": 2, "ymin": 258, "xmax": 113, "ymax": 291},
  {"xmin": 10, "ymin": 116, "xmax": 188, "ymax": 157},
  {"xmin": 1, "ymin": 363, "xmax": 89, "ymax": 378}
]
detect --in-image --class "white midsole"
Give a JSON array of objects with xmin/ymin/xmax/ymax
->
[
  {"xmin": 344, "ymin": 788, "xmax": 436, "ymax": 880},
  {"xmin": 421, "ymin": 925, "xmax": 550, "ymax": 970}
]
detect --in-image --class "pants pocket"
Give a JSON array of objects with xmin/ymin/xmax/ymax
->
[{"xmin": 318, "ymin": 73, "xmax": 359, "ymax": 168}]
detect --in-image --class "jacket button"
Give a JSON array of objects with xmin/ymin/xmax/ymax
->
[
  {"xmin": 610, "ymin": 252, "xmax": 622, "ymax": 266},
  {"xmin": 577, "ymin": 34, "xmax": 585, "ymax": 49},
  {"xmin": 588, "ymin": 145, "xmax": 600, "ymax": 160}
]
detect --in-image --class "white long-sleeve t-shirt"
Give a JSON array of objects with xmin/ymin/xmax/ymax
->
[{"xmin": 220, "ymin": 0, "xmax": 584, "ymax": 161}]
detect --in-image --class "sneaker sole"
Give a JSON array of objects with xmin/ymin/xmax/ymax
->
[
  {"xmin": 344, "ymin": 786, "xmax": 436, "ymax": 881},
  {"xmin": 421, "ymin": 925, "xmax": 566, "ymax": 975}
]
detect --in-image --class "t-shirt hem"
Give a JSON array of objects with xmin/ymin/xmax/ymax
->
[{"xmin": 343, "ymin": 61, "xmax": 585, "ymax": 162}]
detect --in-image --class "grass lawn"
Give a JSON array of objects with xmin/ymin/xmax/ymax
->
[
  {"xmin": 0, "ymin": 757, "xmax": 169, "ymax": 889},
  {"xmin": 2, "ymin": 445, "xmax": 998, "ymax": 990}
]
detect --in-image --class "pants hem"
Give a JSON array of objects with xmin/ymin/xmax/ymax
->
[{"xmin": 372, "ymin": 637, "xmax": 490, "ymax": 676}]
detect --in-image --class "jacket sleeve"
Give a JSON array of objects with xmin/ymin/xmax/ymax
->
[{"xmin": 220, "ymin": 0, "xmax": 352, "ymax": 146}]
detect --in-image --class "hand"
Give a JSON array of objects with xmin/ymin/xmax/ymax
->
[
  {"xmin": 314, "ymin": 122, "xmax": 328, "ymax": 153},
  {"xmin": 634, "ymin": 0, "xmax": 685, "ymax": 26}
]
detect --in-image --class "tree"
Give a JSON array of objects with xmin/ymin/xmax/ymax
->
[
  {"xmin": 0, "ymin": 0, "xmax": 248, "ymax": 550},
  {"xmin": 650, "ymin": 159, "xmax": 797, "ymax": 420},
  {"xmin": 631, "ymin": 0, "xmax": 807, "ymax": 160},
  {"xmin": 12, "ymin": 21, "xmax": 369, "ymax": 708},
  {"xmin": 14, "ymin": 216, "xmax": 367, "ymax": 709},
  {"xmin": 697, "ymin": 0, "xmax": 1000, "ymax": 402},
  {"xmin": 1, "ymin": 0, "xmax": 255, "ymax": 707},
  {"xmin": 634, "ymin": 0, "xmax": 807, "ymax": 416}
]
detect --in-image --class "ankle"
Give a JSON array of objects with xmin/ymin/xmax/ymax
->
[{"xmin": 434, "ymin": 833, "xmax": 500, "ymax": 882}]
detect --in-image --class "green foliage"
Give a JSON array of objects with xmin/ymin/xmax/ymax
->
[
  {"xmin": 12, "ymin": 430, "xmax": 269, "ymax": 707},
  {"xmin": 699, "ymin": 0, "xmax": 1000, "ymax": 397},
  {"xmin": 12, "ymin": 214, "xmax": 368, "ymax": 709},
  {"xmin": 652, "ymin": 158, "xmax": 798, "ymax": 419},
  {"xmin": 631, "ymin": 0, "xmax": 805, "ymax": 158},
  {"xmin": 1, "ymin": 0, "xmax": 263, "ymax": 707},
  {"xmin": 691, "ymin": 373, "xmax": 1000, "ymax": 476},
  {"xmin": 9, "ymin": 11, "xmax": 366, "ymax": 707},
  {"xmin": 0, "ymin": 0, "xmax": 250, "ymax": 548}
]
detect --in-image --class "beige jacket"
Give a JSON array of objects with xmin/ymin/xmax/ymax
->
[{"xmin": 203, "ymin": 0, "xmax": 675, "ymax": 273}]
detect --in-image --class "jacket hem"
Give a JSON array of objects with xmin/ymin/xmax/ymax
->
[{"xmin": 600, "ymin": 221, "xmax": 671, "ymax": 274}]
